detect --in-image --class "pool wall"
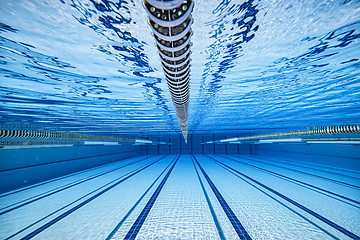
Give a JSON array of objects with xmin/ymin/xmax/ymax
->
[
  {"xmin": 256, "ymin": 143, "xmax": 360, "ymax": 170},
  {"xmin": 1, "ymin": 137, "xmax": 359, "ymax": 194},
  {"xmin": 0, "ymin": 144, "xmax": 145, "ymax": 193},
  {"xmin": 145, "ymin": 133, "xmax": 252, "ymax": 155}
]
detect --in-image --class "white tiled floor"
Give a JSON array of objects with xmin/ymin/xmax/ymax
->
[{"xmin": 1, "ymin": 154, "xmax": 359, "ymax": 239}]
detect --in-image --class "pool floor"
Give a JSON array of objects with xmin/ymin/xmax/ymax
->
[{"xmin": 0, "ymin": 154, "xmax": 359, "ymax": 239}]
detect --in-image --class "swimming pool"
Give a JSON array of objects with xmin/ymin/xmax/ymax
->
[{"xmin": 0, "ymin": 0, "xmax": 359, "ymax": 239}]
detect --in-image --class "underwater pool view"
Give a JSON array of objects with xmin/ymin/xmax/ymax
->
[
  {"xmin": 0, "ymin": 0, "xmax": 360, "ymax": 239},
  {"xmin": 1, "ymin": 154, "xmax": 360, "ymax": 239}
]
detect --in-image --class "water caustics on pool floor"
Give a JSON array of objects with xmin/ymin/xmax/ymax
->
[{"xmin": 0, "ymin": 154, "xmax": 359, "ymax": 240}]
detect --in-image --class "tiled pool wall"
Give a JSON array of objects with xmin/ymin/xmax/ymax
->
[
  {"xmin": 145, "ymin": 133, "xmax": 253, "ymax": 155},
  {"xmin": 0, "ymin": 144, "xmax": 146, "ymax": 193},
  {"xmin": 1, "ymin": 134, "xmax": 359, "ymax": 194},
  {"xmin": 144, "ymin": 134, "xmax": 359, "ymax": 170}
]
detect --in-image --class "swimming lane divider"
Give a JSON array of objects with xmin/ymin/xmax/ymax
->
[
  {"xmin": 0, "ymin": 155, "xmax": 155, "ymax": 215},
  {"xmin": 0, "ymin": 155, "xmax": 153, "ymax": 198},
  {"xmin": 191, "ymin": 155, "xmax": 226, "ymax": 240},
  {"xmin": 193, "ymin": 155, "xmax": 252, "ymax": 240},
  {"xmin": 105, "ymin": 155, "xmax": 179, "ymax": 240},
  {"xmin": 18, "ymin": 156, "xmax": 165, "ymax": 240},
  {"xmin": 209, "ymin": 156, "xmax": 360, "ymax": 240},
  {"xmin": 222, "ymin": 155, "xmax": 360, "ymax": 207},
  {"xmin": 123, "ymin": 155, "xmax": 180, "ymax": 240}
]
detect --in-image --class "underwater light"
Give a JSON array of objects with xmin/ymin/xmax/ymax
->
[{"xmin": 144, "ymin": 0, "xmax": 194, "ymax": 143}]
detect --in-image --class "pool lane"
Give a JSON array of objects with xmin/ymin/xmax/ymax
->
[
  {"xmin": 210, "ymin": 155, "xmax": 360, "ymax": 239},
  {"xmin": 123, "ymin": 156, "xmax": 179, "ymax": 240},
  {"xmin": 195, "ymin": 154, "xmax": 341, "ymax": 240},
  {"xmin": 105, "ymin": 156, "xmax": 177, "ymax": 240},
  {"xmin": 128, "ymin": 155, "xmax": 223, "ymax": 239},
  {"xmin": 192, "ymin": 157, "xmax": 226, "ymax": 240},
  {"xmin": 222, "ymin": 155, "xmax": 360, "ymax": 207},
  {"xmin": 221, "ymin": 155, "xmax": 360, "ymax": 229},
  {"xmin": 253, "ymin": 155, "xmax": 360, "ymax": 180},
  {"xmin": 0, "ymin": 155, "xmax": 166, "ymax": 240},
  {"xmin": 0, "ymin": 155, "xmax": 151, "ymax": 207},
  {"xmin": 0, "ymin": 156, "xmax": 154, "ymax": 216},
  {"xmin": 0, "ymin": 156, "xmax": 149, "ymax": 199},
  {"xmin": 238, "ymin": 155, "xmax": 360, "ymax": 189},
  {"xmin": 231, "ymin": 155, "xmax": 360, "ymax": 205},
  {"xmin": 1, "ymin": 154, "xmax": 359, "ymax": 239},
  {"xmin": 25, "ymin": 155, "xmax": 174, "ymax": 240},
  {"xmin": 193, "ymin": 155, "xmax": 252, "ymax": 240}
]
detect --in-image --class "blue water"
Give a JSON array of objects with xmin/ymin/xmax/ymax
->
[
  {"xmin": 1, "ymin": 0, "xmax": 360, "ymax": 239},
  {"xmin": 1, "ymin": 0, "xmax": 359, "ymax": 137}
]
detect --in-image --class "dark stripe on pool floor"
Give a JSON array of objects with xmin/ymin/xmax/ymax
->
[
  {"xmin": 0, "ymin": 155, "xmax": 152, "ymax": 198},
  {"xmin": 191, "ymin": 156, "xmax": 226, "ymax": 240},
  {"xmin": 124, "ymin": 156, "xmax": 179, "ymax": 240},
  {"xmin": 193, "ymin": 155, "xmax": 252, "ymax": 240},
  {"xmin": 0, "ymin": 150, "xmax": 139, "ymax": 173},
  {"xmin": 222, "ymin": 155, "xmax": 360, "ymax": 207},
  {"xmin": 252, "ymin": 155, "xmax": 360, "ymax": 180},
  {"xmin": 233, "ymin": 155, "xmax": 360, "ymax": 190},
  {"xmin": 105, "ymin": 155, "xmax": 178, "ymax": 240},
  {"xmin": 0, "ymin": 156, "xmax": 152, "ymax": 215},
  {"xmin": 19, "ymin": 157, "xmax": 164, "ymax": 240},
  {"xmin": 4, "ymin": 157, "xmax": 164, "ymax": 240},
  {"xmin": 209, "ymin": 156, "xmax": 360, "ymax": 240}
]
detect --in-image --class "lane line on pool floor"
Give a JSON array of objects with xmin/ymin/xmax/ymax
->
[
  {"xmin": 0, "ymin": 150, "xmax": 140, "ymax": 173},
  {"xmin": 229, "ymin": 155, "xmax": 360, "ymax": 190},
  {"xmin": 0, "ymin": 155, "xmax": 153, "ymax": 199},
  {"xmin": 123, "ymin": 155, "xmax": 179, "ymax": 240},
  {"xmin": 208, "ymin": 155, "xmax": 360, "ymax": 240},
  {"xmin": 191, "ymin": 156, "xmax": 226, "ymax": 240},
  {"xmin": 211, "ymin": 155, "xmax": 340, "ymax": 240},
  {"xmin": 221, "ymin": 155, "xmax": 360, "ymax": 207},
  {"xmin": 105, "ymin": 155, "xmax": 179, "ymax": 240},
  {"xmin": 17, "ymin": 156, "xmax": 166, "ymax": 240},
  {"xmin": 248, "ymin": 155, "xmax": 360, "ymax": 177},
  {"xmin": 0, "ymin": 156, "xmax": 155, "ymax": 215},
  {"xmin": 193, "ymin": 155, "xmax": 252, "ymax": 240}
]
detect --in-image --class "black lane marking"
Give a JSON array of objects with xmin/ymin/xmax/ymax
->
[
  {"xmin": 105, "ymin": 155, "xmax": 178, "ymax": 240},
  {"xmin": 19, "ymin": 157, "xmax": 164, "ymax": 240},
  {"xmin": 213, "ymin": 156, "xmax": 340, "ymax": 240},
  {"xmin": 191, "ymin": 156, "xmax": 226, "ymax": 240},
  {"xmin": 0, "ymin": 155, "xmax": 152, "ymax": 199},
  {"xmin": 251, "ymin": 154, "xmax": 360, "ymax": 175},
  {"xmin": 124, "ymin": 155, "xmax": 179, "ymax": 240},
  {"xmin": 223, "ymin": 155, "xmax": 360, "ymax": 207},
  {"xmin": 232, "ymin": 155, "xmax": 360, "ymax": 190},
  {"xmin": 193, "ymin": 155, "xmax": 252, "ymax": 240},
  {"xmin": 5, "ymin": 156, "xmax": 166, "ymax": 240},
  {"xmin": 0, "ymin": 150, "xmax": 138, "ymax": 172},
  {"xmin": 0, "ymin": 156, "xmax": 153, "ymax": 215},
  {"xmin": 209, "ymin": 156, "xmax": 360, "ymax": 240},
  {"xmin": 216, "ymin": 156, "xmax": 340, "ymax": 240},
  {"xmin": 253, "ymin": 155, "xmax": 360, "ymax": 181}
]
